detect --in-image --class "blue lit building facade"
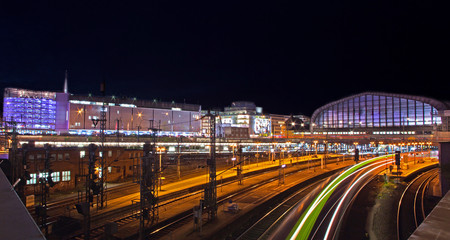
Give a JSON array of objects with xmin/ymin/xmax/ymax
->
[
  {"xmin": 3, "ymin": 88, "xmax": 64, "ymax": 134},
  {"xmin": 310, "ymin": 92, "xmax": 450, "ymax": 135},
  {"xmin": 3, "ymin": 87, "xmax": 201, "ymax": 136}
]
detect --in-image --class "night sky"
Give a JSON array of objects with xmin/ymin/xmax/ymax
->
[{"xmin": 1, "ymin": 1, "xmax": 449, "ymax": 116}]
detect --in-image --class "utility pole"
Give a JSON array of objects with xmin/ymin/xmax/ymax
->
[
  {"xmin": 35, "ymin": 144, "xmax": 54, "ymax": 237},
  {"xmin": 8, "ymin": 122, "xmax": 18, "ymax": 185},
  {"xmin": 86, "ymin": 144, "xmax": 98, "ymax": 239},
  {"xmin": 139, "ymin": 122, "xmax": 159, "ymax": 240},
  {"xmin": 177, "ymin": 137, "xmax": 181, "ymax": 180},
  {"xmin": 204, "ymin": 111, "xmax": 217, "ymax": 221},
  {"xmin": 94, "ymin": 79, "xmax": 107, "ymax": 209},
  {"xmin": 116, "ymin": 119, "xmax": 120, "ymax": 146},
  {"xmin": 237, "ymin": 145, "xmax": 243, "ymax": 185},
  {"xmin": 278, "ymin": 154, "xmax": 285, "ymax": 185}
]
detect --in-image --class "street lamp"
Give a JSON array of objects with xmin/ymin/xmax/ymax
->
[
  {"xmin": 313, "ymin": 140, "xmax": 318, "ymax": 156},
  {"xmin": 156, "ymin": 147, "xmax": 166, "ymax": 191},
  {"xmin": 256, "ymin": 143, "xmax": 260, "ymax": 167}
]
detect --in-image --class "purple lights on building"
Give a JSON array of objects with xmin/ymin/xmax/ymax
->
[{"xmin": 3, "ymin": 88, "xmax": 58, "ymax": 133}]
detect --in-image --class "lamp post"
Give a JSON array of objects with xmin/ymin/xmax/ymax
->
[
  {"xmin": 256, "ymin": 143, "xmax": 260, "ymax": 167},
  {"xmin": 313, "ymin": 140, "xmax": 318, "ymax": 156},
  {"xmin": 322, "ymin": 140, "xmax": 328, "ymax": 169},
  {"xmin": 157, "ymin": 147, "xmax": 165, "ymax": 191}
]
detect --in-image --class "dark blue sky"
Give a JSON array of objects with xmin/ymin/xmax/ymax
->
[{"xmin": 1, "ymin": 1, "xmax": 449, "ymax": 115}]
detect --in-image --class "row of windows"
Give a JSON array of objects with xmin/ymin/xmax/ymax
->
[
  {"xmin": 28, "ymin": 153, "xmax": 70, "ymax": 161},
  {"xmin": 26, "ymin": 171, "xmax": 71, "ymax": 185},
  {"xmin": 314, "ymin": 95, "xmax": 442, "ymax": 128},
  {"xmin": 373, "ymin": 131, "xmax": 416, "ymax": 135}
]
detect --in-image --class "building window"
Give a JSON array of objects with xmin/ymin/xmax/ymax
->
[
  {"xmin": 51, "ymin": 172, "xmax": 60, "ymax": 182},
  {"xmin": 108, "ymin": 151, "xmax": 112, "ymax": 157},
  {"xmin": 51, "ymin": 154, "xmax": 56, "ymax": 161},
  {"xmin": 80, "ymin": 150, "xmax": 86, "ymax": 158},
  {"xmin": 28, "ymin": 155, "xmax": 35, "ymax": 161},
  {"xmin": 37, "ymin": 154, "xmax": 42, "ymax": 160},
  {"xmin": 64, "ymin": 153, "xmax": 70, "ymax": 161},
  {"xmin": 39, "ymin": 172, "xmax": 49, "ymax": 181},
  {"xmin": 27, "ymin": 173, "xmax": 37, "ymax": 185},
  {"xmin": 62, "ymin": 171, "xmax": 71, "ymax": 181},
  {"xmin": 58, "ymin": 154, "xmax": 63, "ymax": 161}
]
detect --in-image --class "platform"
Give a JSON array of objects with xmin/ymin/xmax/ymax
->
[{"xmin": 409, "ymin": 190, "xmax": 450, "ymax": 240}]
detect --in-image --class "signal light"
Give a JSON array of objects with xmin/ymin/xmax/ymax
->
[{"xmin": 395, "ymin": 151, "xmax": 401, "ymax": 166}]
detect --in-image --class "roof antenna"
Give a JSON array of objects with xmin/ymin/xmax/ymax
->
[{"xmin": 64, "ymin": 70, "xmax": 68, "ymax": 93}]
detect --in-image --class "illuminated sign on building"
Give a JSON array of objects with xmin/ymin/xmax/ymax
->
[{"xmin": 253, "ymin": 117, "xmax": 271, "ymax": 134}]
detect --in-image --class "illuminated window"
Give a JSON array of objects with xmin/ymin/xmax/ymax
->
[
  {"xmin": 51, "ymin": 172, "xmax": 60, "ymax": 182},
  {"xmin": 80, "ymin": 150, "xmax": 86, "ymax": 158},
  {"xmin": 27, "ymin": 173, "xmax": 37, "ymax": 185},
  {"xmin": 62, "ymin": 171, "xmax": 71, "ymax": 181}
]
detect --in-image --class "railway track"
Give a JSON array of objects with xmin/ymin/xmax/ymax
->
[
  {"xmin": 73, "ymin": 159, "xmax": 347, "ymax": 239},
  {"xmin": 146, "ymin": 171, "xmax": 330, "ymax": 239},
  {"xmin": 235, "ymin": 181, "xmax": 323, "ymax": 240},
  {"xmin": 397, "ymin": 168, "xmax": 439, "ymax": 240},
  {"xmin": 46, "ymin": 156, "xmax": 348, "ymax": 239}
]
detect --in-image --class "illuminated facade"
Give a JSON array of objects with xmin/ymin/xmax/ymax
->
[
  {"xmin": 3, "ymin": 87, "xmax": 201, "ymax": 136},
  {"xmin": 218, "ymin": 101, "xmax": 271, "ymax": 137},
  {"xmin": 3, "ymin": 88, "xmax": 63, "ymax": 134},
  {"xmin": 68, "ymin": 95, "xmax": 201, "ymax": 136},
  {"xmin": 311, "ymin": 92, "xmax": 450, "ymax": 134}
]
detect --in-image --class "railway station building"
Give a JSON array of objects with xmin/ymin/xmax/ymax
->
[{"xmin": 310, "ymin": 92, "xmax": 450, "ymax": 136}]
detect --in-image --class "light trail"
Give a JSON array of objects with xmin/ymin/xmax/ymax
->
[
  {"xmin": 323, "ymin": 158, "xmax": 393, "ymax": 240},
  {"xmin": 287, "ymin": 154, "xmax": 394, "ymax": 240}
]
